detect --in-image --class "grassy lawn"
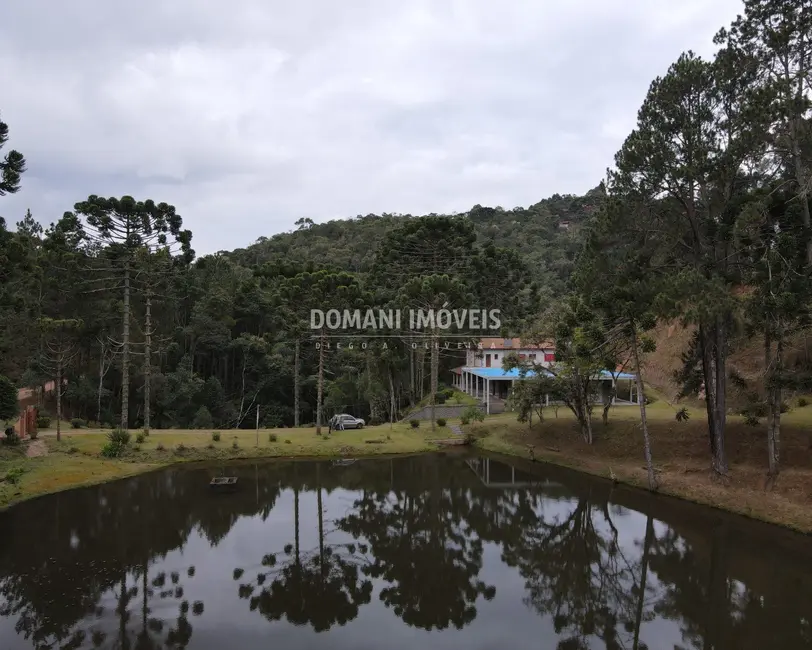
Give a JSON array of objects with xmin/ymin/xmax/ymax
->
[
  {"xmin": 467, "ymin": 399, "xmax": 812, "ymax": 533},
  {"xmin": 0, "ymin": 420, "xmax": 460, "ymax": 510}
]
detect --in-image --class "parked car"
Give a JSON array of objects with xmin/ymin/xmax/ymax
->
[{"xmin": 330, "ymin": 414, "xmax": 365, "ymax": 429}]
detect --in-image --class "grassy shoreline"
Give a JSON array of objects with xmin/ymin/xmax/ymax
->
[
  {"xmin": 469, "ymin": 405, "xmax": 812, "ymax": 534},
  {"xmin": 0, "ymin": 423, "xmax": 446, "ymax": 510},
  {"xmin": 3, "ymin": 406, "xmax": 812, "ymax": 536}
]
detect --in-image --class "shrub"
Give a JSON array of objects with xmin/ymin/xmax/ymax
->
[
  {"xmin": 744, "ymin": 413, "xmax": 760, "ymax": 427},
  {"xmin": 269, "ymin": 433, "xmax": 278, "ymax": 442},
  {"xmin": 463, "ymin": 433, "xmax": 476, "ymax": 445},
  {"xmin": 100, "ymin": 442, "xmax": 124, "ymax": 458},
  {"xmin": 409, "ymin": 419, "xmax": 420, "ymax": 428},
  {"xmin": 284, "ymin": 439, "xmax": 291, "ymax": 444},
  {"xmin": 192, "ymin": 406, "xmax": 214, "ymax": 430},
  {"xmin": 175, "ymin": 443, "xmax": 186, "ymax": 454},
  {"xmin": 798, "ymin": 397, "xmax": 809, "ymax": 408},
  {"xmin": 135, "ymin": 432, "xmax": 146, "ymax": 444},
  {"xmin": 232, "ymin": 439, "xmax": 239, "ymax": 450},
  {"xmin": 434, "ymin": 392, "xmax": 447, "ymax": 405},
  {"xmin": 108, "ymin": 428, "xmax": 131, "ymax": 446},
  {"xmin": 133, "ymin": 445, "xmax": 141, "ymax": 452},
  {"xmin": 675, "ymin": 407, "xmax": 690, "ymax": 422},
  {"xmin": 156, "ymin": 442, "xmax": 165, "ymax": 451},
  {"xmin": 462, "ymin": 406, "xmax": 484, "ymax": 423},
  {"xmin": 436, "ymin": 418, "xmax": 447, "ymax": 427},
  {"xmin": 68, "ymin": 446, "xmax": 79, "ymax": 454},
  {"xmin": 101, "ymin": 428, "xmax": 130, "ymax": 457},
  {"xmin": 36, "ymin": 415, "xmax": 51, "ymax": 429},
  {"xmin": 212, "ymin": 431, "xmax": 221, "ymax": 442},
  {"xmin": 740, "ymin": 401, "xmax": 768, "ymax": 418},
  {"xmin": 71, "ymin": 418, "xmax": 86, "ymax": 429},
  {"xmin": 461, "ymin": 415, "xmax": 470, "ymax": 425},
  {"xmin": 780, "ymin": 401, "xmax": 791, "ymax": 413},
  {"xmin": 4, "ymin": 466, "xmax": 25, "ymax": 484}
]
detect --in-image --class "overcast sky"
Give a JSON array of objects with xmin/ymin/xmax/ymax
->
[{"xmin": 1, "ymin": 0, "xmax": 743, "ymax": 254}]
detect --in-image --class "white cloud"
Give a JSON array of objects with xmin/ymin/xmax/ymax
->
[{"xmin": 0, "ymin": 0, "xmax": 744, "ymax": 253}]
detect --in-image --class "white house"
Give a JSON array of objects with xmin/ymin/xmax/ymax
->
[{"xmin": 463, "ymin": 337, "xmax": 555, "ymax": 369}]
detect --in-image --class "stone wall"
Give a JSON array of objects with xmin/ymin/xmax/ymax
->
[{"xmin": 404, "ymin": 403, "xmax": 486, "ymax": 421}]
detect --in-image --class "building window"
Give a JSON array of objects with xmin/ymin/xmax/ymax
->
[
  {"xmin": 503, "ymin": 339, "xmax": 513, "ymax": 348},
  {"xmin": 544, "ymin": 353, "xmax": 555, "ymax": 362},
  {"xmin": 529, "ymin": 353, "xmax": 536, "ymax": 360},
  {"xmin": 494, "ymin": 354, "xmax": 499, "ymax": 360}
]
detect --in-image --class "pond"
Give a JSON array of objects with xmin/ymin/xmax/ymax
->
[{"xmin": 0, "ymin": 452, "xmax": 810, "ymax": 649}]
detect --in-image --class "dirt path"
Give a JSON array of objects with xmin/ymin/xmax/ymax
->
[{"xmin": 25, "ymin": 439, "xmax": 48, "ymax": 458}]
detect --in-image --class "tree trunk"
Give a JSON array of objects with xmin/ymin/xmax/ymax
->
[
  {"xmin": 238, "ymin": 354, "xmax": 246, "ymax": 426},
  {"xmin": 143, "ymin": 291, "xmax": 151, "ymax": 435},
  {"xmin": 389, "ymin": 370, "xmax": 396, "ymax": 429},
  {"xmin": 632, "ymin": 326, "xmax": 657, "ymax": 490},
  {"xmin": 121, "ymin": 264, "xmax": 131, "ymax": 431},
  {"xmin": 766, "ymin": 326, "xmax": 782, "ymax": 479},
  {"xmin": 294, "ymin": 339, "xmax": 300, "ymax": 428},
  {"xmin": 316, "ymin": 331, "xmax": 324, "ymax": 434},
  {"xmin": 409, "ymin": 348, "xmax": 415, "ymax": 407},
  {"xmin": 632, "ymin": 514, "xmax": 654, "ymax": 650},
  {"xmin": 56, "ymin": 358, "xmax": 62, "ymax": 442},
  {"xmin": 430, "ymin": 333, "xmax": 438, "ymax": 432},
  {"xmin": 97, "ymin": 341, "xmax": 105, "ymax": 424},
  {"xmin": 713, "ymin": 316, "xmax": 728, "ymax": 473}
]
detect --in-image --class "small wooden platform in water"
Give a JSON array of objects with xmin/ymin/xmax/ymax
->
[{"xmin": 210, "ymin": 476, "xmax": 238, "ymax": 489}]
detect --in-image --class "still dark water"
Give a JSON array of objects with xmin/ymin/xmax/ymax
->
[{"xmin": 0, "ymin": 453, "xmax": 811, "ymax": 650}]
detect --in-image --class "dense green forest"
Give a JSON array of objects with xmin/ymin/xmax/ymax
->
[{"xmin": 2, "ymin": 0, "xmax": 812, "ymax": 484}]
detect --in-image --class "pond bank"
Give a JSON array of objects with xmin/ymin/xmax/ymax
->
[
  {"xmin": 3, "ymin": 409, "xmax": 812, "ymax": 535},
  {"xmin": 469, "ymin": 408, "xmax": 812, "ymax": 534},
  {"xmin": 0, "ymin": 424, "xmax": 446, "ymax": 510}
]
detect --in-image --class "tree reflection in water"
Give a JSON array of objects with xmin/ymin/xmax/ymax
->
[{"xmin": 0, "ymin": 455, "xmax": 811, "ymax": 649}]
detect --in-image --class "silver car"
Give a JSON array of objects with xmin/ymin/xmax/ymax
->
[{"xmin": 330, "ymin": 414, "xmax": 365, "ymax": 429}]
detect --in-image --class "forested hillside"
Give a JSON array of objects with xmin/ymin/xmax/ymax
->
[
  {"xmin": 1, "ymin": 164, "xmax": 584, "ymax": 430},
  {"xmin": 228, "ymin": 187, "xmax": 601, "ymax": 297}
]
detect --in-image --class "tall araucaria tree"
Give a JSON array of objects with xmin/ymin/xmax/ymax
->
[
  {"xmin": 610, "ymin": 46, "xmax": 770, "ymax": 475},
  {"xmin": 72, "ymin": 196, "xmax": 193, "ymax": 431}
]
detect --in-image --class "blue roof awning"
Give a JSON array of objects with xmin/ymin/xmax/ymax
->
[{"xmin": 460, "ymin": 367, "xmax": 635, "ymax": 381}]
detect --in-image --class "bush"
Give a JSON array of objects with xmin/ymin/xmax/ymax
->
[
  {"xmin": 3, "ymin": 466, "xmax": 25, "ymax": 485},
  {"xmin": 434, "ymin": 392, "xmax": 447, "ymax": 405},
  {"xmin": 780, "ymin": 401, "xmax": 791, "ymax": 413},
  {"xmin": 269, "ymin": 433, "xmax": 278, "ymax": 442},
  {"xmin": 410, "ymin": 419, "xmax": 420, "ymax": 428},
  {"xmin": 206, "ymin": 442, "xmax": 215, "ymax": 449},
  {"xmin": 133, "ymin": 445, "xmax": 141, "ymax": 452},
  {"xmin": 192, "ymin": 406, "xmax": 214, "ymax": 430},
  {"xmin": 175, "ymin": 443, "xmax": 186, "ymax": 454},
  {"xmin": 232, "ymin": 439, "xmax": 239, "ymax": 450},
  {"xmin": 108, "ymin": 428, "xmax": 131, "ymax": 446},
  {"xmin": 156, "ymin": 442, "xmax": 165, "ymax": 451},
  {"xmin": 284, "ymin": 439, "xmax": 291, "ymax": 444},
  {"xmin": 36, "ymin": 415, "xmax": 51, "ymax": 429},
  {"xmin": 437, "ymin": 418, "xmax": 447, "ymax": 427},
  {"xmin": 100, "ymin": 442, "xmax": 124, "ymax": 458},
  {"xmin": 461, "ymin": 406, "xmax": 484, "ymax": 424},
  {"xmin": 135, "ymin": 432, "xmax": 146, "ymax": 444},
  {"xmin": 744, "ymin": 413, "xmax": 760, "ymax": 427},
  {"xmin": 740, "ymin": 401, "xmax": 768, "ymax": 418},
  {"xmin": 67, "ymin": 446, "xmax": 79, "ymax": 454},
  {"xmin": 71, "ymin": 418, "xmax": 86, "ymax": 429},
  {"xmin": 211, "ymin": 431, "xmax": 221, "ymax": 442},
  {"xmin": 675, "ymin": 407, "xmax": 690, "ymax": 422},
  {"xmin": 798, "ymin": 397, "xmax": 809, "ymax": 408}
]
